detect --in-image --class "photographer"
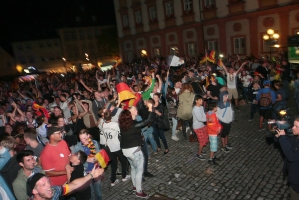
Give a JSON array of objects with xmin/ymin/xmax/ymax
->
[{"xmin": 275, "ymin": 118, "xmax": 299, "ymax": 200}]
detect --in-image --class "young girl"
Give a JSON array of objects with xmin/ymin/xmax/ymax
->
[{"xmin": 192, "ymin": 95, "xmax": 207, "ymax": 161}]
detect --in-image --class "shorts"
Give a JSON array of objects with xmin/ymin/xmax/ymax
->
[
  {"xmin": 209, "ymin": 135, "xmax": 218, "ymax": 152},
  {"xmin": 227, "ymin": 88, "xmax": 238, "ymax": 99},
  {"xmin": 220, "ymin": 122, "xmax": 231, "ymax": 138},
  {"xmin": 259, "ymin": 108, "xmax": 272, "ymax": 119},
  {"xmin": 194, "ymin": 126, "xmax": 208, "ymax": 146}
]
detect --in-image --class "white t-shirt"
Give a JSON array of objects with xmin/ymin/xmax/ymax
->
[
  {"xmin": 98, "ymin": 118, "xmax": 106, "ymax": 145},
  {"xmin": 102, "ymin": 121, "xmax": 121, "ymax": 152},
  {"xmin": 239, "ymin": 74, "xmax": 252, "ymax": 87},
  {"xmin": 226, "ymin": 72, "xmax": 237, "ymax": 89}
]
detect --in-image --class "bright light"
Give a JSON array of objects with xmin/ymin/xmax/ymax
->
[
  {"xmin": 60, "ymin": 74, "xmax": 64, "ymax": 77},
  {"xmin": 24, "ymin": 69, "xmax": 30, "ymax": 73},
  {"xmin": 86, "ymin": 58, "xmax": 89, "ymax": 61},
  {"xmin": 273, "ymin": 33, "xmax": 279, "ymax": 39},
  {"xmin": 62, "ymin": 57, "xmax": 66, "ymax": 61},
  {"xmin": 85, "ymin": 53, "xmax": 88, "ymax": 57},
  {"xmin": 16, "ymin": 65, "xmax": 23, "ymax": 73},
  {"xmin": 219, "ymin": 54, "xmax": 224, "ymax": 58},
  {"xmin": 141, "ymin": 50, "xmax": 147, "ymax": 55},
  {"xmin": 273, "ymin": 44, "xmax": 280, "ymax": 48},
  {"xmin": 263, "ymin": 35, "xmax": 270, "ymax": 40},
  {"xmin": 267, "ymin": 29, "xmax": 274, "ymax": 35}
]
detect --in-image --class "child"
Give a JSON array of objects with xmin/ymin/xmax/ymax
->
[
  {"xmin": 206, "ymin": 102, "xmax": 222, "ymax": 165},
  {"xmin": 66, "ymin": 150, "xmax": 91, "ymax": 200},
  {"xmin": 192, "ymin": 95, "xmax": 207, "ymax": 161},
  {"xmin": 216, "ymin": 91, "xmax": 234, "ymax": 153},
  {"xmin": 247, "ymin": 81, "xmax": 260, "ymax": 121}
]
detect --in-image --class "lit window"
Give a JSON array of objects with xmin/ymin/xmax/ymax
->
[
  {"xmin": 149, "ymin": 6, "xmax": 157, "ymax": 21},
  {"xmin": 165, "ymin": 1, "xmax": 174, "ymax": 16},
  {"xmin": 184, "ymin": 0, "xmax": 193, "ymax": 11},
  {"xmin": 188, "ymin": 43, "xmax": 196, "ymax": 56},
  {"xmin": 205, "ymin": 0, "xmax": 215, "ymax": 7},
  {"xmin": 154, "ymin": 48, "xmax": 160, "ymax": 56},
  {"xmin": 208, "ymin": 40, "xmax": 218, "ymax": 51},
  {"xmin": 123, "ymin": 15, "xmax": 129, "ymax": 27},
  {"xmin": 233, "ymin": 37, "xmax": 245, "ymax": 54},
  {"xmin": 135, "ymin": 10, "xmax": 142, "ymax": 24}
]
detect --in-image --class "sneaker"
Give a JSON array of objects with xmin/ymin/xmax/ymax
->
[
  {"xmin": 186, "ymin": 127, "xmax": 191, "ymax": 135},
  {"xmin": 222, "ymin": 147, "xmax": 230, "ymax": 153},
  {"xmin": 226, "ymin": 144, "xmax": 233, "ymax": 150},
  {"xmin": 122, "ymin": 175, "xmax": 131, "ymax": 182},
  {"xmin": 201, "ymin": 151, "xmax": 207, "ymax": 156},
  {"xmin": 135, "ymin": 191, "xmax": 149, "ymax": 198},
  {"xmin": 196, "ymin": 154, "xmax": 206, "ymax": 161},
  {"xmin": 111, "ymin": 179, "xmax": 120, "ymax": 186},
  {"xmin": 171, "ymin": 135, "xmax": 179, "ymax": 141},
  {"xmin": 143, "ymin": 172, "xmax": 154, "ymax": 178},
  {"xmin": 133, "ymin": 187, "xmax": 136, "ymax": 192},
  {"xmin": 208, "ymin": 159, "xmax": 219, "ymax": 165}
]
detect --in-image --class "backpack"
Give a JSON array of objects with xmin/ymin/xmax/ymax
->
[{"xmin": 259, "ymin": 92, "xmax": 272, "ymax": 107}]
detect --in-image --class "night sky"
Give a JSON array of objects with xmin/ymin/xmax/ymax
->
[{"xmin": 0, "ymin": 0, "xmax": 116, "ymax": 50}]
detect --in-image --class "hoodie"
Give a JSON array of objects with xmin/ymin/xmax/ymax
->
[
  {"xmin": 177, "ymin": 91, "xmax": 195, "ymax": 120},
  {"xmin": 216, "ymin": 91, "xmax": 233, "ymax": 123}
]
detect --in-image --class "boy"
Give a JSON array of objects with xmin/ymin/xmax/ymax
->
[
  {"xmin": 216, "ymin": 91, "xmax": 234, "ymax": 153},
  {"xmin": 247, "ymin": 81, "xmax": 260, "ymax": 121},
  {"xmin": 206, "ymin": 103, "xmax": 222, "ymax": 165},
  {"xmin": 66, "ymin": 150, "xmax": 91, "ymax": 200},
  {"xmin": 192, "ymin": 95, "xmax": 207, "ymax": 160}
]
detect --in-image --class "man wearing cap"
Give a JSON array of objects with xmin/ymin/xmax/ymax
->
[
  {"xmin": 39, "ymin": 126, "xmax": 70, "ymax": 186},
  {"xmin": 26, "ymin": 166, "xmax": 104, "ymax": 200},
  {"xmin": 256, "ymin": 80, "xmax": 276, "ymax": 131}
]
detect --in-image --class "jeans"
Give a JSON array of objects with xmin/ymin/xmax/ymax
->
[
  {"xmin": 182, "ymin": 118, "xmax": 194, "ymax": 139},
  {"xmin": 152, "ymin": 123, "xmax": 169, "ymax": 149},
  {"xmin": 171, "ymin": 117, "xmax": 178, "ymax": 137},
  {"xmin": 141, "ymin": 142, "xmax": 149, "ymax": 173},
  {"xmin": 242, "ymin": 87, "xmax": 248, "ymax": 101},
  {"xmin": 127, "ymin": 150, "xmax": 144, "ymax": 193},
  {"xmin": 142, "ymin": 126, "xmax": 157, "ymax": 154},
  {"xmin": 250, "ymin": 104, "xmax": 258, "ymax": 120},
  {"xmin": 92, "ymin": 178, "xmax": 102, "ymax": 200},
  {"xmin": 110, "ymin": 150, "xmax": 128, "ymax": 182}
]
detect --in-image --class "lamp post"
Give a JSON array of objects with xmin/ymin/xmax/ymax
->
[{"xmin": 263, "ymin": 29, "xmax": 280, "ymax": 61}]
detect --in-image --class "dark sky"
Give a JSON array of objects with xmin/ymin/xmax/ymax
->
[{"xmin": 0, "ymin": 0, "xmax": 116, "ymax": 47}]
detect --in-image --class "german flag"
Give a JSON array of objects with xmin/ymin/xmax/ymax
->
[
  {"xmin": 208, "ymin": 50, "xmax": 216, "ymax": 63},
  {"xmin": 95, "ymin": 149, "xmax": 110, "ymax": 168},
  {"xmin": 200, "ymin": 52, "xmax": 208, "ymax": 64},
  {"xmin": 115, "ymin": 82, "xmax": 136, "ymax": 103}
]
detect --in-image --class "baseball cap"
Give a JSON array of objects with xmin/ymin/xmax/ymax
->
[
  {"xmin": 46, "ymin": 126, "xmax": 64, "ymax": 138},
  {"xmin": 263, "ymin": 80, "xmax": 271, "ymax": 85},
  {"xmin": 27, "ymin": 173, "xmax": 46, "ymax": 196}
]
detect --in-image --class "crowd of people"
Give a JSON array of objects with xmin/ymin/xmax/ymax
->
[{"xmin": 0, "ymin": 51, "xmax": 299, "ymax": 199}]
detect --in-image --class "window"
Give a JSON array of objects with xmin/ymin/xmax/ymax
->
[
  {"xmin": 188, "ymin": 43, "xmax": 196, "ymax": 56},
  {"xmin": 149, "ymin": 6, "xmax": 157, "ymax": 21},
  {"xmin": 73, "ymin": 45, "xmax": 80, "ymax": 58},
  {"xmin": 56, "ymin": 52, "xmax": 61, "ymax": 59},
  {"xmin": 28, "ymin": 56, "xmax": 35, "ymax": 63},
  {"xmin": 135, "ymin": 10, "xmax": 142, "ymax": 24},
  {"xmin": 154, "ymin": 48, "xmax": 160, "ymax": 56},
  {"xmin": 205, "ymin": 0, "xmax": 215, "ymax": 7},
  {"xmin": 170, "ymin": 46, "xmax": 179, "ymax": 55},
  {"xmin": 94, "ymin": 28, "xmax": 100, "ymax": 38},
  {"xmin": 233, "ymin": 37, "xmax": 245, "ymax": 54},
  {"xmin": 66, "ymin": 45, "xmax": 73, "ymax": 59},
  {"xmin": 41, "ymin": 55, "xmax": 47, "ymax": 61},
  {"xmin": 89, "ymin": 44, "xmax": 96, "ymax": 56},
  {"xmin": 207, "ymin": 40, "xmax": 218, "ymax": 51},
  {"xmin": 184, "ymin": 0, "xmax": 193, "ymax": 12},
  {"xmin": 70, "ymin": 30, "xmax": 77, "ymax": 40},
  {"xmin": 81, "ymin": 44, "xmax": 88, "ymax": 56},
  {"xmin": 79, "ymin": 30, "xmax": 85, "ymax": 40},
  {"xmin": 19, "ymin": 56, "xmax": 26, "ymax": 64},
  {"xmin": 127, "ymin": 51, "xmax": 133, "ymax": 62},
  {"xmin": 165, "ymin": 1, "xmax": 174, "ymax": 16},
  {"xmin": 123, "ymin": 15, "xmax": 129, "ymax": 27},
  {"xmin": 49, "ymin": 54, "xmax": 54, "ymax": 60},
  {"xmin": 87, "ymin": 29, "xmax": 92, "ymax": 39},
  {"xmin": 39, "ymin": 42, "xmax": 44, "ymax": 48},
  {"xmin": 64, "ymin": 31, "xmax": 70, "ymax": 41},
  {"xmin": 262, "ymin": 35, "xmax": 271, "ymax": 52}
]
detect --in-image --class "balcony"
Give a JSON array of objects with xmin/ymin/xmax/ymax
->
[
  {"xmin": 202, "ymin": 6, "xmax": 217, "ymax": 21},
  {"xmin": 164, "ymin": 16, "xmax": 176, "ymax": 28},
  {"xmin": 182, "ymin": 11, "xmax": 195, "ymax": 24},
  {"xmin": 149, "ymin": 20, "xmax": 159, "ymax": 31},
  {"xmin": 258, "ymin": 0, "xmax": 277, "ymax": 9},
  {"xmin": 227, "ymin": 0, "xmax": 245, "ymax": 16}
]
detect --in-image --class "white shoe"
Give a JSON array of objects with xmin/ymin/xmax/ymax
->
[
  {"xmin": 122, "ymin": 175, "xmax": 131, "ymax": 182},
  {"xmin": 171, "ymin": 135, "xmax": 179, "ymax": 141},
  {"xmin": 186, "ymin": 127, "xmax": 191, "ymax": 135},
  {"xmin": 111, "ymin": 179, "xmax": 120, "ymax": 186}
]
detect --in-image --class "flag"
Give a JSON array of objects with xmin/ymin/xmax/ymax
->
[
  {"xmin": 217, "ymin": 58, "xmax": 223, "ymax": 67},
  {"xmin": 208, "ymin": 50, "xmax": 216, "ymax": 63},
  {"xmin": 115, "ymin": 82, "xmax": 136, "ymax": 103},
  {"xmin": 200, "ymin": 51, "xmax": 208, "ymax": 64},
  {"xmin": 95, "ymin": 149, "xmax": 110, "ymax": 168},
  {"xmin": 32, "ymin": 102, "xmax": 50, "ymax": 119}
]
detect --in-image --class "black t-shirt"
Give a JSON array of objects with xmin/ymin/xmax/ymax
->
[
  {"xmin": 207, "ymin": 84, "xmax": 222, "ymax": 99},
  {"xmin": 70, "ymin": 164, "xmax": 91, "ymax": 200}
]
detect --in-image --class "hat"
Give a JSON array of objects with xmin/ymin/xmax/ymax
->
[
  {"xmin": 263, "ymin": 80, "xmax": 271, "ymax": 85},
  {"xmin": 27, "ymin": 173, "xmax": 46, "ymax": 196},
  {"xmin": 46, "ymin": 126, "xmax": 64, "ymax": 138}
]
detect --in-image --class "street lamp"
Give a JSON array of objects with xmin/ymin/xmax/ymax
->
[
  {"xmin": 62, "ymin": 57, "xmax": 67, "ymax": 73},
  {"xmin": 263, "ymin": 29, "xmax": 280, "ymax": 60}
]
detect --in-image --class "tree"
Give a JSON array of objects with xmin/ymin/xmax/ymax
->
[{"xmin": 97, "ymin": 26, "xmax": 119, "ymax": 58}]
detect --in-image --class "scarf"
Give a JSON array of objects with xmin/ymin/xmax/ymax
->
[{"xmin": 86, "ymin": 138, "xmax": 96, "ymax": 158}]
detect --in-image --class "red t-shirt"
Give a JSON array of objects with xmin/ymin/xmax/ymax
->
[{"xmin": 40, "ymin": 140, "xmax": 70, "ymax": 186}]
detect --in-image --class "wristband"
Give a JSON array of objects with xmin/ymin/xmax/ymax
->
[{"xmin": 89, "ymin": 173, "xmax": 94, "ymax": 180}]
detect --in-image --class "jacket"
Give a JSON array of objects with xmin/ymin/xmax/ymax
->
[
  {"xmin": 177, "ymin": 91, "xmax": 195, "ymax": 120},
  {"xmin": 120, "ymin": 112, "xmax": 154, "ymax": 149},
  {"xmin": 206, "ymin": 112, "xmax": 222, "ymax": 136},
  {"xmin": 216, "ymin": 91, "xmax": 233, "ymax": 124}
]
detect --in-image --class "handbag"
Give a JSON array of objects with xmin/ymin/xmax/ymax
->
[{"xmin": 157, "ymin": 116, "xmax": 170, "ymax": 131}]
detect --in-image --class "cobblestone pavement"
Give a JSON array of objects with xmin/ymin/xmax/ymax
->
[{"xmin": 101, "ymin": 92, "xmax": 298, "ymax": 200}]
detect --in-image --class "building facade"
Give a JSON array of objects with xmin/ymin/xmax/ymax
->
[
  {"xmin": 12, "ymin": 39, "xmax": 64, "ymax": 73},
  {"xmin": 113, "ymin": 0, "xmax": 299, "ymax": 62},
  {"xmin": 0, "ymin": 47, "xmax": 16, "ymax": 76}
]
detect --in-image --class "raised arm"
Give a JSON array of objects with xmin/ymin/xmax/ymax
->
[
  {"xmin": 156, "ymin": 74, "xmax": 162, "ymax": 93},
  {"xmin": 78, "ymin": 100, "xmax": 88, "ymax": 117},
  {"xmin": 79, "ymin": 79, "xmax": 93, "ymax": 93},
  {"xmin": 222, "ymin": 63, "xmax": 229, "ymax": 74},
  {"xmin": 236, "ymin": 62, "xmax": 247, "ymax": 74}
]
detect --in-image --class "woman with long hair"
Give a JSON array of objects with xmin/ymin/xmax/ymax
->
[
  {"xmin": 118, "ymin": 102, "xmax": 154, "ymax": 199},
  {"xmin": 177, "ymin": 83, "xmax": 196, "ymax": 141},
  {"xmin": 152, "ymin": 93, "xmax": 169, "ymax": 154}
]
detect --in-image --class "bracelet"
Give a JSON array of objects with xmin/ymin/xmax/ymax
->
[{"xmin": 89, "ymin": 173, "xmax": 93, "ymax": 180}]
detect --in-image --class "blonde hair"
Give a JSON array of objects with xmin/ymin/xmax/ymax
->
[{"xmin": 0, "ymin": 136, "xmax": 16, "ymax": 150}]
